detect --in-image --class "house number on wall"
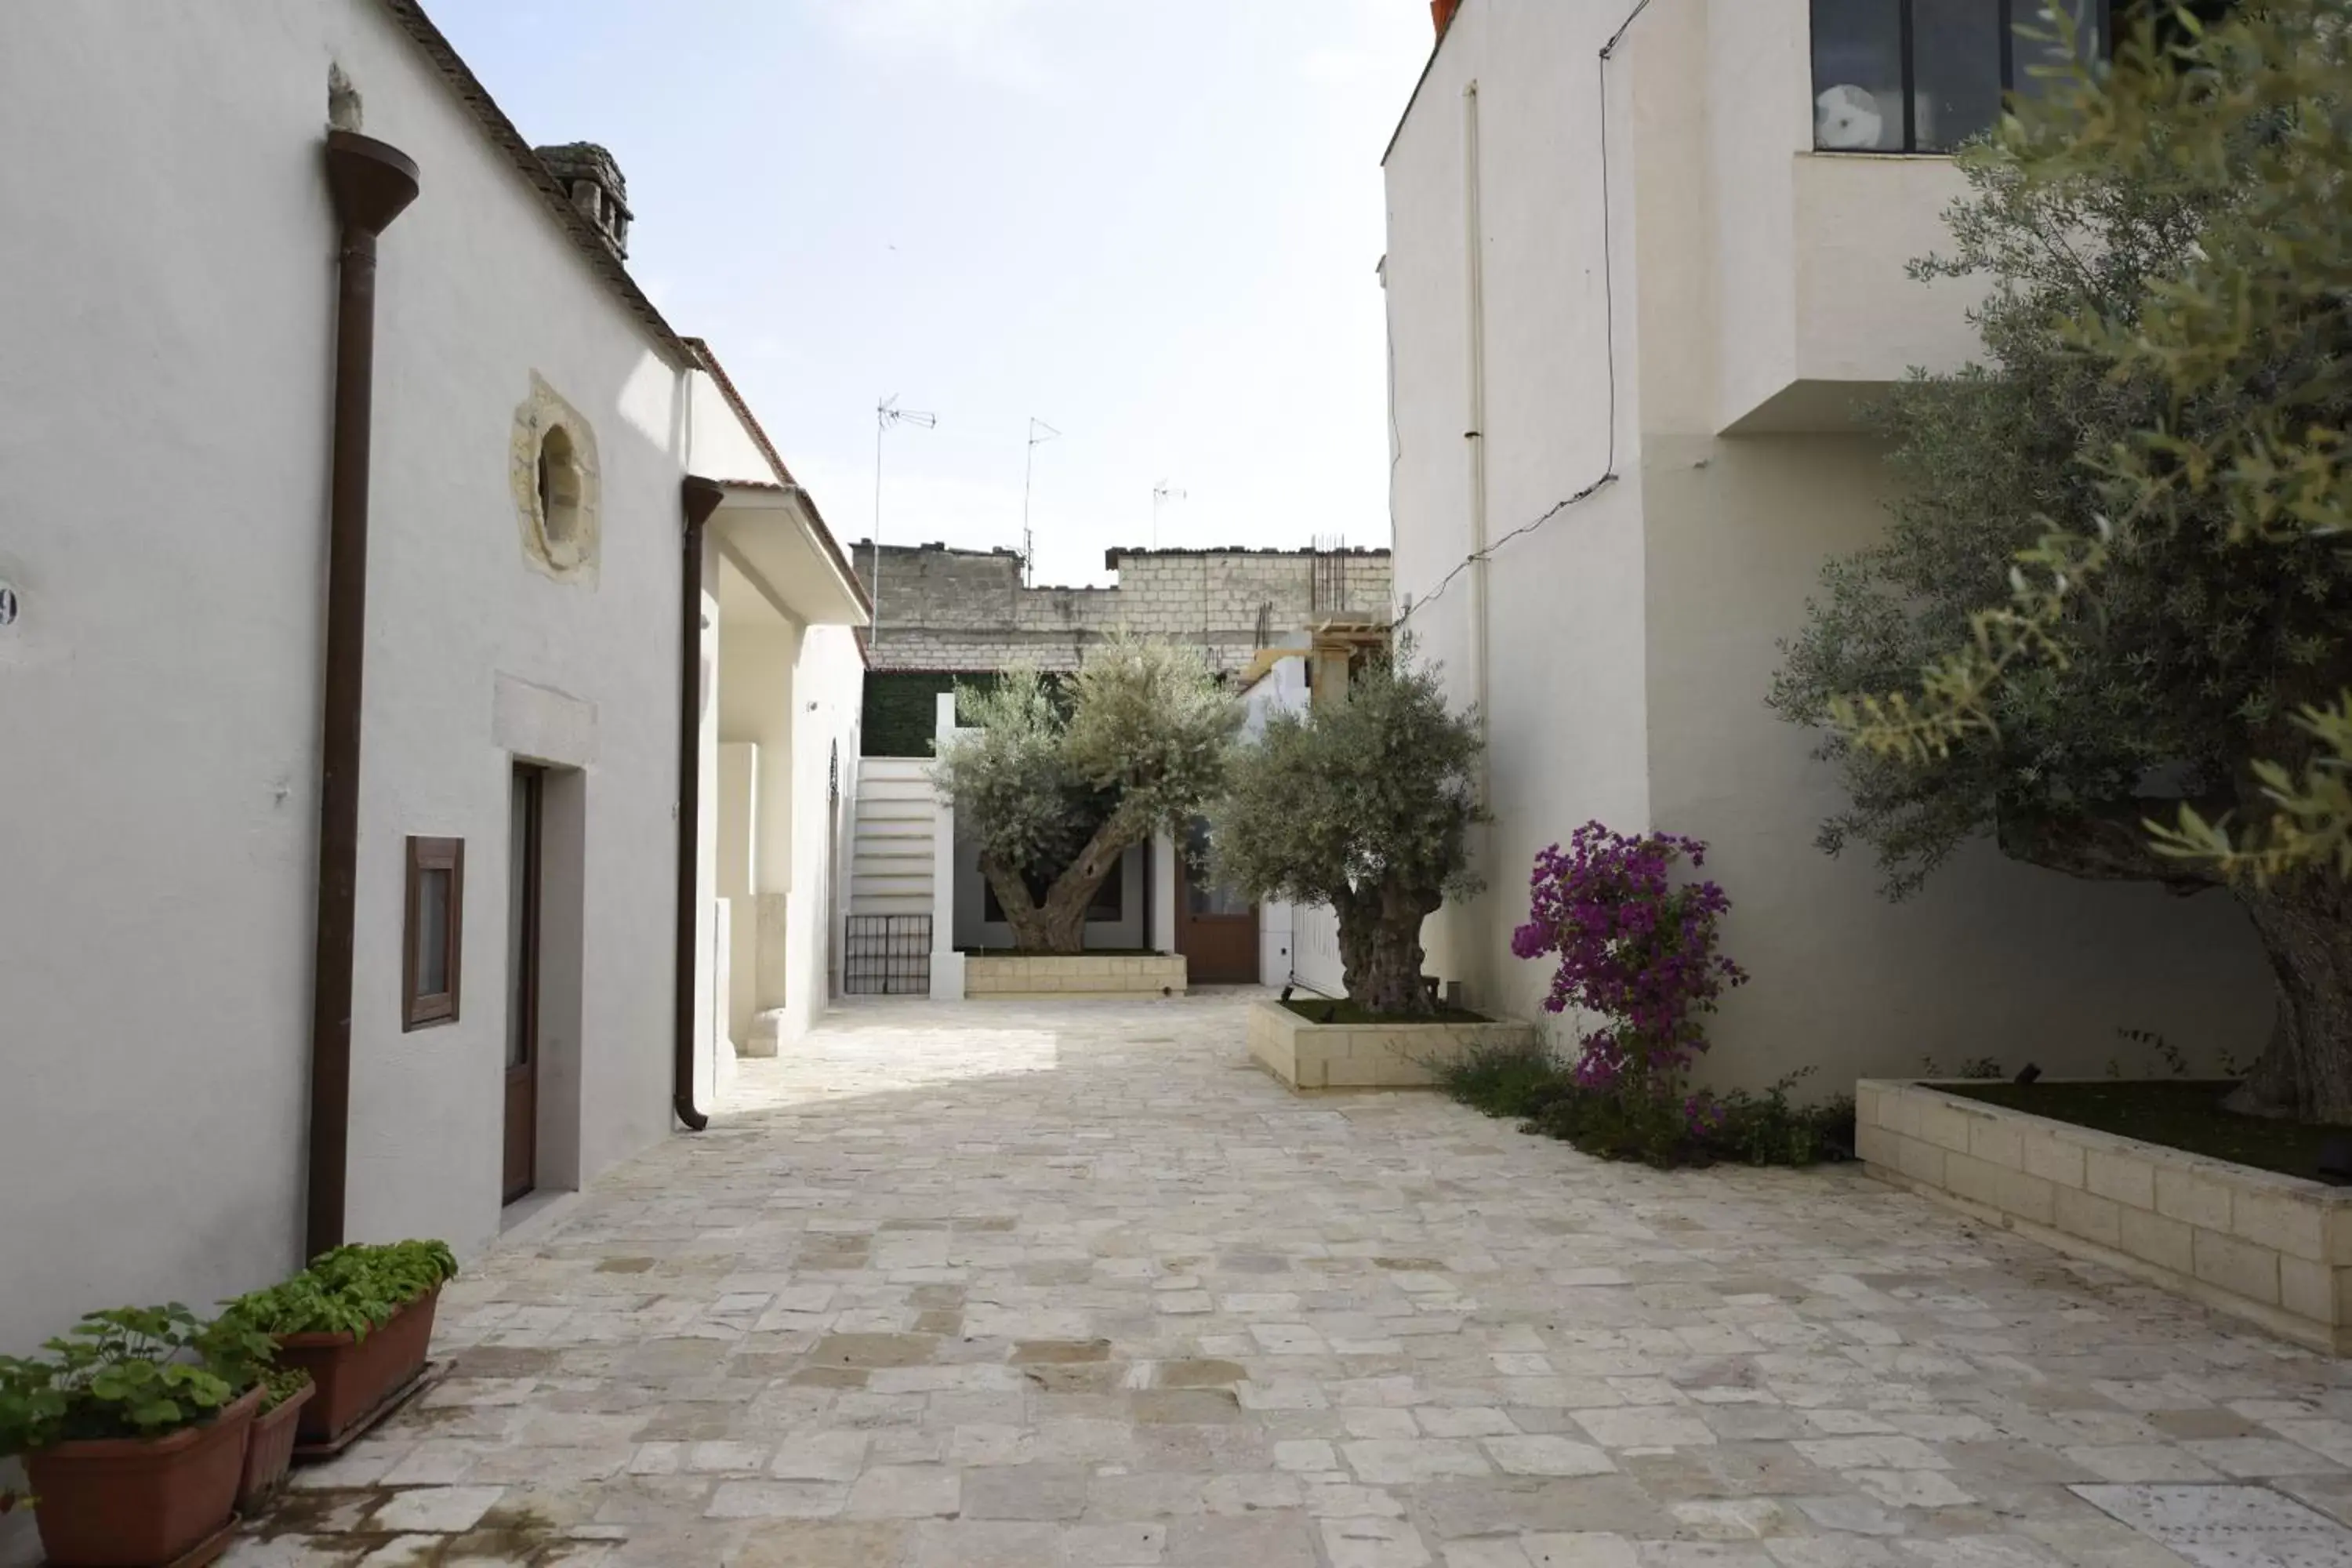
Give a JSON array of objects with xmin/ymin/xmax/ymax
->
[{"xmin": 0, "ymin": 581, "xmax": 17, "ymax": 629}]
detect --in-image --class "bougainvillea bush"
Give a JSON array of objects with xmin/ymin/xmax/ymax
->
[{"xmin": 1504, "ymin": 822, "xmax": 1755, "ymax": 1165}]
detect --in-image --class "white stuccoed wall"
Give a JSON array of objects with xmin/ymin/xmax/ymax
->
[
  {"xmin": 0, "ymin": 17, "xmax": 858, "ymax": 1546},
  {"xmin": 1384, "ymin": 0, "xmax": 2271, "ymax": 1085},
  {"xmin": 329, "ymin": 0, "xmax": 692, "ymax": 1250},
  {"xmin": 0, "ymin": 4, "xmax": 340, "ymax": 1443},
  {"xmin": 784, "ymin": 624, "xmax": 865, "ymax": 1040},
  {"xmin": 1387, "ymin": 0, "xmax": 1653, "ymax": 1004}
]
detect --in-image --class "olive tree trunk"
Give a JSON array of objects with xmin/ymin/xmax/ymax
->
[
  {"xmin": 2227, "ymin": 875, "xmax": 2352, "ymax": 1123},
  {"xmin": 1998, "ymin": 805, "xmax": 2352, "ymax": 1123},
  {"xmin": 1334, "ymin": 884, "xmax": 1442, "ymax": 1018},
  {"xmin": 979, "ymin": 815, "xmax": 1142, "ymax": 956}
]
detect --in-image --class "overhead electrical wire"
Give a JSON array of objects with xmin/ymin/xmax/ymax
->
[{"xmin": 1393, "ymin": 0, "xmax": 1657, "ymax": 630}]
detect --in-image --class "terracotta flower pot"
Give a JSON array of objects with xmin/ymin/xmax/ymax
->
[
  {"xmin": 269, "ymin": 1285, "xmax": 441, "ymax": 1446},
  {"xmin": 234, "ymin": 1381, "xmax": 314, "ymax": 1512},
  {"xmin": 21, "ymin": 1385, "xmax": 260, "ymax": 1568}
]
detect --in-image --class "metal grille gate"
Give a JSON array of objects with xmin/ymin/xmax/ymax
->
[{"xmin": 844, "ymin": 914, "xmax": 931, "ymax": 996}]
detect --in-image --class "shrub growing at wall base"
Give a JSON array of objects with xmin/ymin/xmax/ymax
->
[
  {"xmin": 1440, "ymin": 1043, "xmax": 1855, "ymax": 1170},
  {"xmin": 1497, "ymin": 823, "xmax": 1791, "ymax": 1167}
]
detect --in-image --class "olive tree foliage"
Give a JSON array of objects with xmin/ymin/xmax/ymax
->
[
  {"xmin": 1772, "ymin": 2, "xmax": 2352, "ymax": 1120},
  {"xmin": 931, "ymin": 637, "xmax": 1240, "ymax": 954},
  {"xmin": 1209, "ymin": 646, "xmax": 1485, "ymax": 1018}
]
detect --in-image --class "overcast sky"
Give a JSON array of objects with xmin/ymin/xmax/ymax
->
[{"xmin": 430, "ymin": 0, "xmax": 1434, "ymax": 588}]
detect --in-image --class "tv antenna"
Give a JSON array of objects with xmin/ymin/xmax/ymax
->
[
  {"xmin": 871, "ymin": 395, "xmax": 936, "ymax": 646},
  {"xmin": 1151, "ymin": 480, "xmax": 1188, "ymax": 549},
  {"xmin": 1022, "ymin": 417, "xmax": 1061, "ymax": 587}
]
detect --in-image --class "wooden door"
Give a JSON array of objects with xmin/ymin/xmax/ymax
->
[
  {"xmin": 1174, "ymin": 818, "xmax": 1258, "ymax": 985},
  {"xmin": 504, "ymin": 765, "xmax": 543, "ymax": 1203}
]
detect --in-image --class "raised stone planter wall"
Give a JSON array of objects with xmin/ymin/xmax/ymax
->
[
  {"xmin": 964, "ymin": 953, "xmax": 1187, "ymax": 999},
  {"xmin": 1859, "ymin": 1078, "xmax": 2352, "ymax": 1354},
  {"xmin": 1248, "ymin": 1000, "xmax": 1537, "ymax": 1091}
]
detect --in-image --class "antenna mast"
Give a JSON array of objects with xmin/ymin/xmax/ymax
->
[
  {"xmin": 871, "ymin": 394, "xmax": 937, "ymax": 647},
  {"xmin": 1151, "ymin": 480, "xmax": 1187, "ymax": 549},
  {"xmin": 1022, "ymin": 417, "xmax": 1060, "ymax": 588}
]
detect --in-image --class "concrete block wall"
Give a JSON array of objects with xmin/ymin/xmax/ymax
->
[
  {"xmin": 964, "ymin": 954, "xmax": 1189, "ymax": 998},
  {"xmin": 1859, "ymin": 1080, "xmax": 2352, "ymax": 1354},
  {"xmin": 1247, "ymin": 1002, "xmax": 1537, "ymax": 1091},
  {"xmin": 854, "ymin": 543, "xmax": 1392, "ymax": 674}
]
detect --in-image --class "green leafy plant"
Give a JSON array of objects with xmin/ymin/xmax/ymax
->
[
  {"xmin": 257, "ymin": 1367, "xmax": 313, "ymax": 1415},
  {"xmin": 230, "ymin": 1240, "xmax": 457, "ymax": 1341},
  {"xmin": 0, "ymin": 1305, "xmax": 272, "ymax": 1458},
  {"xmin": 1705, "ymin": 1074, "xmax": 1857, "ymax": 1168},
  {"xmin": 1435, "ymin": 1041, "xmax": 1568, "ymax": 1121},
  {"xmin": 1439, "ymin": 1045, "xmax": 1849, "ymax": 1170},
  {"xmin": 2118, "ymin": 1026, "xmax": 2194, "ymax": 1077}
]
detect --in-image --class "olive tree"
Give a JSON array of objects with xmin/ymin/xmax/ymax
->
[
  {"xmin": 1773, "ymin": 2, "xmax": 2352, "ymax": 1120},
  {"xmin": 933, "ymin": 637, "xmax": 1239, "ymax": 954},
  {"xmin": 1210, "ymin": 648, "xmax": 1484, "ymax": 1017}
]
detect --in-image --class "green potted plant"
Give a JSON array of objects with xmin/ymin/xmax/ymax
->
[
  {"xmin": 0, "ymin": 1305, "xmax": 272, "ymax": 1566},
  {"xmin": 228, "ymin": 1240, "xmax": 456, "ymax": 1447},
  {"xmin": 234, "ymin": 1367, "xmax": 314, "ymax": 1512}
]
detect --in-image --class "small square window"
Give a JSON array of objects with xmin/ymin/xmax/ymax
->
[{"xmin": 404, "ymin": 837, "xmax": 464, "ymax": 1030}]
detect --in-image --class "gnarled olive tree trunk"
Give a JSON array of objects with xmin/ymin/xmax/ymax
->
[
  {"xmin": 979, "ymin": 815, "xmax": 1137, "ymax": 956},
  {"xmin": 2229, "ymin": 876, "xmax": 2352, "ymax": 1123},
  {"xmin": 1334, "ymin": 884, "xmax": 1443, "ymax": 1018},
  {"xmin": 1998, "ymin": 805, "xmax": 2352, "ymax": 1123}
]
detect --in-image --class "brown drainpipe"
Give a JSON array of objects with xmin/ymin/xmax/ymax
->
[
  {"xmin": 674, "ymin": 477, "xmax": 725, "ymax": 1131},
  {"xmin": 307, "ymin": 131, "xmax": 420, "ymax": 1260}
]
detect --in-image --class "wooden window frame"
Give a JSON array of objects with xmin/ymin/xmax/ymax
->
[{"xmin": 403, "ymin": 836, "xmax": 465, "ymax": 1031}]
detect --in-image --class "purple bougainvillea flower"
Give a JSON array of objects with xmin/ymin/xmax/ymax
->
[{"xmin": 1510, "ymin": 822, "xmax": 1746, "ymax": 1110}]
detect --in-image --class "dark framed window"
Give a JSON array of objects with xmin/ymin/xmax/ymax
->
[
  {"xmin": 403, "ymin": 836, "xmax": 464, "ymax": 1030},
  {"xmin": 1812, "ymin": 0, "xmax": 2111, "ymax": 153}
]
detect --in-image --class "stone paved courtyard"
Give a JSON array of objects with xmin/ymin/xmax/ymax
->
[{"xmin": 231, "ymin": 993, "xmax": 2352, "ymax": 1566}]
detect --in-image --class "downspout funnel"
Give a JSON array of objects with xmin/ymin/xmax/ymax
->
[{"xmin": 307, "ymin": 130, "xmax": 419, "ymax": 1261}]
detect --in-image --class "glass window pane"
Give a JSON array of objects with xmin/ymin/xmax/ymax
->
[
  {"xmin": 1813, "ymin": 0, "xmax": 1905, "ymax": 150},
  {"xmin": 416, "ymin": 867, "xmax": 451, "ymax": 996},
  {"xmin": 1915, "ymin": 0, "xmax": 2004, "ymax": 150},
  {"xmin": 2012, "ymin": 0, "xmax": 2103, "ymax": 103},
  {"xmin": 1088, "ymin": 858, "xmax": 1124, "ymax": 922},
  {"xmin": 1183, "ymin": 819, "xmax": 1250, "ymax": 917}
]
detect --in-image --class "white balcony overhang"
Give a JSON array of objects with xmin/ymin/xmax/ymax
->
[
  {"xmin": 708, "ymin": 481, "xmax": 871, "ymax": 629},
  {"xmin": 1719, "ymin": 153, "xmax": 1989, "ymax": 435}
]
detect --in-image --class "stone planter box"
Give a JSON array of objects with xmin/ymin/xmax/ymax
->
[
  {"xmin": 964, "ymin": 953, "xmax": 1188, "ymax": 999},
  {"xmin": 1859, "ymin": 1079, "xmax": 2352, "ymax": 1354},
  {"xmin": 1248, "ymin": 999, "xmax": 1537, "ymax": 1091}
]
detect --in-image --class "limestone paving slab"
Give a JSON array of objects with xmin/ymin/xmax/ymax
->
[{"xmin": 228, "ymin": 995, "xmax": 2352, "ymax": 1566}]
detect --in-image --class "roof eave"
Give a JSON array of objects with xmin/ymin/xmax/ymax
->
[
  {"xmin": 685, "ymin": 338, "xmax": 873, "ymax": 619},
  {"xmin": 374, "ymin": 0, "xmax": 695, "ymax": 366},
  {"xmin": 1381, "ymin": 5, "xmax": 1460, "ymax": 168}
]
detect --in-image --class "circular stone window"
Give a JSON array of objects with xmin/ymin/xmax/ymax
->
[
  {"xmin": 510, "ymin": 375, "xmax": 600, "ymax": 581},
  {"xmin": 536, "ymin": 424, "xmax": 585, "ymax": 561}
]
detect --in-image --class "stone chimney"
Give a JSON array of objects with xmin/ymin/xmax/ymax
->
[
  {"xmin": 1431, "ymin": 0, "xmax": 1462, "ymax": 37},
  {"xmin": 534, "ymin": 142, "xmax": 632, "ymax": 260}
]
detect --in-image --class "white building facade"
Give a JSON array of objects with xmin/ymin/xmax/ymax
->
[
  {"xmin": 1383, "ymin": 0, "xmax": 2271, "ymax": 1087},
  {"xmin": 0, "ymin": 0, "xmax": 863, "ymax": 1509}
]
